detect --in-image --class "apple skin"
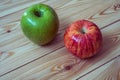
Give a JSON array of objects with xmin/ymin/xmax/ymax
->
[
  {"xmin": 64, "ymin": 20, "xmax": 102, "ymax": 59},
  {"xmin": 21, "ymin": 4, "xmax": 59, "ymax": 45}
]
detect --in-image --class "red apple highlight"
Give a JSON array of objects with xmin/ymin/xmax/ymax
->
[{"xmin": 64, "ymin": 20, "xmax": 103, "ymax": 59}]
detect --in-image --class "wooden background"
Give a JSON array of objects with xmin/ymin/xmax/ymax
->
[{"xmin": 0, "ymin": 0, "xmax": 120, "ymax": 80}]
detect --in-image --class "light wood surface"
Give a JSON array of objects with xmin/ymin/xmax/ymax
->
[
  {"xmin": 79, "ymin": 57, "xmax": 120, "ymax": 80},
  {"xmin": 0, "ymin": 0, "xmax": 120, "ymax": 80}
]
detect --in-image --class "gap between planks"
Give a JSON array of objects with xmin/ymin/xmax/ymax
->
[
  {"xmin": 76, "ymin": 55, "xmax": 120, "ymax": 80},
  {"xmin": 78, "ymin": 56, "xmax": 120, "ymax": 80}
]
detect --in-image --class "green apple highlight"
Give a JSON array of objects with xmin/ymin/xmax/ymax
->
[{"xmin": 21, "ymin": 4, "xmax": 59, "ymax": 45}]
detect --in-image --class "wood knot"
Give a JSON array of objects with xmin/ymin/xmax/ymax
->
[
  {"xmin": 0, "ymin": 51, "xmax": 14, "ymax": 61},
  {"xmin": 114, "ymin": 3, "xmax": 120, "ymax": 10},
  {"xmin": 51, "ymin": 65, "xmax": 63, "ymax": 71},
  {"xmin": 7, "ymin": 30, "xmax": 11, "ymax": 33},
  {"xmin": 65, "ymin": 65, "xmax": 72, "ymax": 70}
]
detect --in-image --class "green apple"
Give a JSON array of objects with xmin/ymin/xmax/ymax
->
[{"xmin": 20, "ymin": 4, "xmax": 59, "ymax": 45}]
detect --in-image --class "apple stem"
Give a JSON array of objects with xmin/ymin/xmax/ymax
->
[
  {"xmin": 80, "ymin": 28, "xmax": 85, "ymax": 34},
  {"xmin": 34, "ymin": 11, "xmax": 41, "ymax": 17},
  {"xmin": 81, "ymin": 30, "xmax": 85, "ymax": 34}
]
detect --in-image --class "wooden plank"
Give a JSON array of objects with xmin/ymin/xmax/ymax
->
[
  {"xmin": 0, "ymin": 0, "xmax": 46, "ymax": 17},
  {"xmin": 1, "ymin": 0, "xmax": 119, "ymax": 27},
  {"xmin": 79, "ymin": 57, "xmax": 120, "ymax": 80},
  {"xmin": 0, "ymin": 0, "xmax": 72, "ymax": 25},
  {"xmin": 0, "ymin": 0, "xmax": 120, "ymax": 79},
  {"xmin": 1, "ymin": 18, "xmax": 120, "ymax": 80},
  {"xmin": 92, "ymin": 57, "xmax": 120, "ymax": 80}
]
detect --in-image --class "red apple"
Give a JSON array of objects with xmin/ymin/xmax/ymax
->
[{"xmin": 64, "ymin": 20, "xmax": 102, "ymax": 59}]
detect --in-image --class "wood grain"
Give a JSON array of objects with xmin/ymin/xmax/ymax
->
[
  {"xmin": 1, "ymin": 17, "xmax": 120, "ymax": 80},
  {"xmin": 79, "ymin": 57, "xmax": 120, "ymax": 80},
  {"xmin": 0, "ymin": 0, "xmax": 120, "ymax": 80}
]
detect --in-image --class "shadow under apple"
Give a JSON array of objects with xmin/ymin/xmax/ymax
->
[{"xmin": 87, "ymin": 27, "xmax": 120, "ymax": 62}]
